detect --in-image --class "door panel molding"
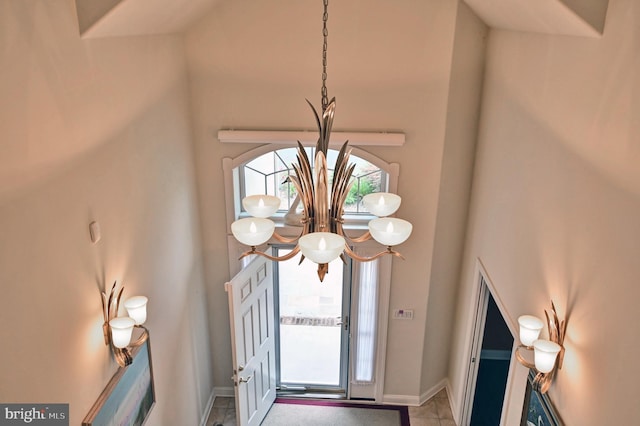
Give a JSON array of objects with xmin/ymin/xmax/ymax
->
[{"xmin": 227, "ymin": 253, "xmax": 276, "ymax": 426}]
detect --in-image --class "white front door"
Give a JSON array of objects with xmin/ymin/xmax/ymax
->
[{"xmin": 226, "ymin": 253, "xmax": 276, "ymax": 426}]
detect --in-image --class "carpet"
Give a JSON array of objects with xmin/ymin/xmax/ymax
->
[{"xmin": 261, "ymin": 398, "xmax": 410, "ymax": 426}]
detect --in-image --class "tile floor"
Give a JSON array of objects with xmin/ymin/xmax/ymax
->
[{"xmin": 205, "ymin": 388, "xmax": 456, "ymax": 426}]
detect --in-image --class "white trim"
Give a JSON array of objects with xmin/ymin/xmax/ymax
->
[
  {"xmin": 374, "ymin": 255, "xmax": 392, "ymax": 403},
  {"xmin": 213, "ymin": 386, "xmax": 235, "ymax": 397},
  {"xmin": 459, "ymin": 264, "xmax": 490, "ymax": 425},
  {"xmin": 382, "ymin": 394, "xmax": 421, "ymax": 406},
  {"xmin": 419, "ymin": 378, "xmax": 449, "ymax": 406},
  {"xmin": 199, "ymin": 390, "xmax": 216, "ymax": 426},
  {"xmin": 218, "ymin": 130, "xmax": 405, "ymax": 147},
  {"xmin": 447, "ymin": 380, "xmax": 461, "ymax": 426},
  {"xmin": 457, "ymin": 259, "xmax": 526, "ymax": 426}
]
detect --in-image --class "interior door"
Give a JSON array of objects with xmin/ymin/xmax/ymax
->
[{"xmin": 226, "ymin": 253, "xmax": 276, "ymax": 426}]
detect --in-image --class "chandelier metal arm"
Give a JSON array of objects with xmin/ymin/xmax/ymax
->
[
  {"xmin": 343, "ymin": 230, "xmax": 373, "ymax": 244},
  {"xmin": 239, "ymin": 245, "xmax": 301, "ymax": 262},
  {"xmin": 343, "ymin": 244, "xmax": 404, "ymax": 263},
  {"xmin": 334, "ymin": 219, "xmax": 373, "ymax": 244},
  {"xmin": 314, "ymin": 151, "xmax": 330, "ymax": 231},
  {"xmin": 271, "ymin": 227, "xmax": 308, "ymax": 244}
]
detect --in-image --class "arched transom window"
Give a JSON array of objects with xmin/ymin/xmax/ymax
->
[{"xmin": 239, "ymin": 147, "xmax": 389, "ymax": 216}]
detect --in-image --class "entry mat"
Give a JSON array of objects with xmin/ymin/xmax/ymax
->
[{"xmin": 261, "ymin": 398, "xmax": 411, "ymax": 426}]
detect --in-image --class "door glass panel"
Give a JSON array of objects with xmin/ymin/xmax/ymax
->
[{"xmin": 277, "ymin": 249, "xmax": 345, "ymax": 386}]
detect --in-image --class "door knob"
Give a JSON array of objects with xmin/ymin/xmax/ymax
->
[{"xmin": 238, "ymin": 375, "xmax": 253, "ymax": 384}]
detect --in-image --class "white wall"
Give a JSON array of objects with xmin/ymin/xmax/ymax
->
[
  {"xmin": 185, "ymin": 0, "xmax": 462, "ymax": 400},
  {"xmin": 0, "ymin": 1, "xmax": 212, "ymax": 424},
  {"xmin": 449, "ymin": 0, "xmax": 640, "ymax": 423}
]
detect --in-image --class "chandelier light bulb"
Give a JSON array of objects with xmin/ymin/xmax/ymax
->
[
  {"xmin": 231, "ymin": 217, "xmax": 275, "ymax": 246},
  {"xmin": 362, "ymin": 193, "xmax": 401, "ymax": 217},
  {"xmin": 299, "ymin": 232, "xmax": 345, "ymax": 264},
  {"xmin": 369, "ymin": 218, "xmax": 412, "ymax": 246},
  {"xmin": 243, "ymin": 195, "xmax": 281, "ymax": 218}
]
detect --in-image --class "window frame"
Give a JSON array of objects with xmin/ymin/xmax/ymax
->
[{"xmin": 223, "ymin": 144, "xmax": 400, "ymax": 235}]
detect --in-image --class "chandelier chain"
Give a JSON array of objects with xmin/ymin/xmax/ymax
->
[{"xmin": 321, "ymin": 0, "xmax": 329, "ymax": 110}]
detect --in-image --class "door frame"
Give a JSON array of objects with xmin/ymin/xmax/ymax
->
[
  {"xmin": 461, "ymin": 260, "xmax": 522, "ymax": 425},
  {"xmin": 272, "ymin": 244, "xmax": 352, "ymax": 396}
]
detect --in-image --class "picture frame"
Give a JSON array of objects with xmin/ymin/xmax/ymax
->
[
  {"xmin": 83, "ymin": 338, "xmax": 156, "ymax": 426},
  {"xmin": 520, "ymin": 370, "xmax": 563, "ymax": 426}
]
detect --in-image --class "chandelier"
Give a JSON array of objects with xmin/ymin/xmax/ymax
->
[{"xmin": 230, "ymin": 0, "xmax": 412, "ymax": 281}]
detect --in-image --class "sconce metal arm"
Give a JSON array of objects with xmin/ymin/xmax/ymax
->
[{"xmin": 515, "ymin": 344, "xmax": 536, "ymax": 370}]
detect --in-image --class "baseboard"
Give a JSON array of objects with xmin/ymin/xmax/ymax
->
[
  {"xmin": 199, "ymin": 390, "xmax": 216, "ymax": 426},
  {"xmin": 199, "ymin": 387, "xmax": 236, "ymax": 426},
  {"xmin": 214, "ymin": 386, "xmax": 235, "ymax": 397},
  {"xmin": 446, "ymin": 381, "xmax": 461, "ymax": 426},
  {"xmin": 382, "ymin": 394, "xmax": 421, "ymax": 406},
  {"xmin": 418, "ymin": 378, "xmax": 449, "ymax": 406}
]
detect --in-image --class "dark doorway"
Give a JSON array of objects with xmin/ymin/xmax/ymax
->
[{"xmin": 469, "ymin": 292, "xmax": 514, "ymax": 425}]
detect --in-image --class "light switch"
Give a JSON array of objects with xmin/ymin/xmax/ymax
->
[{"xmin": 393, "ymin": 309, "xmax": 414, "ymax": 320}]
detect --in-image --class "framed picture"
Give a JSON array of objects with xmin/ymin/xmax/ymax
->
[
  {"xmin": 520, "ymin": 371, "xmax": 563, "ymax": 426},
  {"xmin": 83, "ymin": 338, "xmax": 156, "ymax": 426}
]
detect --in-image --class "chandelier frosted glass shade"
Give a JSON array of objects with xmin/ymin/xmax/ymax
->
[
  {"xmin": 368, "ymin": 218, "xmax": 412, "ymax": 246},
  {"xmin": 123, "ymin": 296, "xmax": 148, "ymax": 325},
  {"xmin": 243, "ymin": 195, "xmax": 281, "ymax": 218},
  {"xmin": 109, "ymin": 317, "xmax": 136, "ymax": 349},
  {"xmin": 533, "ymin": 339, "xmax": 562, "ymax": 373},
  {"xmin": 299, "ymin": 232, "xmax": 346, "ymax": 264},
  {"xmin": 518, "ymin": 315, "xmax": 544, "ymax": 346},
  {"xmin": 362, "ymin": 193, "xmax": 401, "ymax": 217},
  {"xmin": 231, "ymin": 218, "xmax": 275, "ymax": 246}
]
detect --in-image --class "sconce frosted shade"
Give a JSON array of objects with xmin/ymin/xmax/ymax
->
[
  {"xmin": 109, "ymin": 317, "xmax": 136, "ymax": 349},
  {"xmin": 231, "ymin": 218, "xmax": 275, "ymax": 246},
  {"xmin": 518, "ymin": 315, "xmax": 544, "ymax": 347},
  {"xmin": 368, "ymin": 218, "xmax": 413, "ymax": 246},
  {"xmin": 123, "ymin": 296, "xmax": 148, "ymax": 325},
  {"xmin": 299, "ymin": 232, "xmax": 345, "ymax": 264},
  {"xmin": 362, "ymin": 193, "xmax": 401, "ymax": 217},
  {"xmin": 533, "ymin": 339, "xmax": 562, "ymax": 373},
  {"xmin": 242, "ymin": 195, "xmax": 281, "ymax": 218}
]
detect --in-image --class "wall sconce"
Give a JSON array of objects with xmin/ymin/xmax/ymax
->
[
  {"xmin": 515, "ymin": 301, "xmax": 566, "ymax": 394},
  {"xmin": 101, "ymin": 282, "xmax": 149, "ymax": 367}
]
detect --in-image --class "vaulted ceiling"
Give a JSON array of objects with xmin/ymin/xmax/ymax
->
[{"xmin": 75, "ymin": 0, "xmax": 609, "ymax": 38}]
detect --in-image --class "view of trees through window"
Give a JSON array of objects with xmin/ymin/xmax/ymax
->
[{"xmin": 241, "ymin": 147, "xmax": 386, "ymax": 214}]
